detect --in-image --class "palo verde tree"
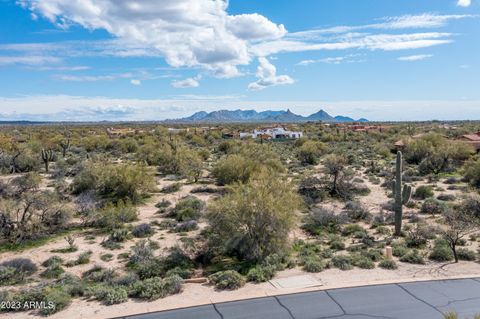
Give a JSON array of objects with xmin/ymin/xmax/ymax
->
[
  {"xmin": 207, "ymin": 170, "xmax": 301, "ymax": 263},
  {"xmin": 442, "ymin": 196, "xmax": 480, "ymax": 262}
]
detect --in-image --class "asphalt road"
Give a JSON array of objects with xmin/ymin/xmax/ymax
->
[{"xmin": 118, "ymin": 278, "xmax": 480, "ymax": 319}]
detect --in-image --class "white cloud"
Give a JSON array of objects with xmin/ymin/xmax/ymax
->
[
  {"xmin": 252, "ymin": 32, "xmax": 453, "ymax": 56},
  {"xmin": 55, "ymin": 72, "xmax": 133, "ymax": 82},
  {"xmin": 18, "ymin": 0, "xmax": 286, "ymax": 78},
  {"xmin": 297, "ymin": 54, "xmax": 363, "ymax": 66},
  {"xmin": 248, "ymin": 57, "xmax": 294, "ymax": 91},
  {"xmin": 1, "ymin": 95, "xmax": 480, "ymax": 121},
  {"xmin": 171, "ymin": 76, "xmax": 201, "ymax": 89},
  {"xmin": 0, "ymin": 55, "xmax": 61, "ymax": 66},
  {"xmin": 130, "ymin": 79, "xmax": 141, "ymax": 86},
  {"xmin": 457, "ymin": 0, "xmax": 472, "ymax": 7},
  {"xmin": 398, "ymin": 54, "xmax": 433, "ymax": 61}
]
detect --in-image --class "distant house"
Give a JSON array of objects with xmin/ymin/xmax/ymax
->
[
  {"xmin": 458, "ymin": 133, "xmax": 480, "ymax": 152},
  {"xmin": 240, "ymin": 127, "xmax": 303, "ymax": 140},
  {"xmin": 107, "ymin": 128, "xmax": 143, "ymax": 137}
]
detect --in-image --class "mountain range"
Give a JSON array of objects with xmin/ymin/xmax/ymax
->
[{"xmin": 165, "ymin": 109, "xmax": 368, "ymax": 123}]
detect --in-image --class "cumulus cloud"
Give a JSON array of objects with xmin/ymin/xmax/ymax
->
[
  {"xmin": 457, "ymin": 0, "xmax": 472, "ymax": 7},
  {"xmin": 18, "ymin": 0, "xmax": 286, "ymax": 78},
  {"xmin": 171, "ymin": 76, "xmax": 201, "ymax": 89},
  {"xmin": 248, "ymin": 57, "xmax": 294, "ymax": 91},
  {"xmin": 398, "ymin": 54, "xmax": 433, "ymax": 61},
  {"xmin": 130, "ymin": 79, "xmax": 141, "ymax": 85}
]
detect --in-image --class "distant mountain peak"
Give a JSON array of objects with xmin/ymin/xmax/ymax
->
[{"xmin": 164, "ymin": 109, "xmax": 367, "ymax": 123}]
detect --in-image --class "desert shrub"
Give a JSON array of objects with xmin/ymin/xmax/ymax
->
[
  {"xmin": 420, "ymin": 198, "xmax": 447, "ymax": 216},
  {"xmin": 400, "ymin": 250, "xmax": 425, "ymax": 264},
  {"xmin": 1, "ymin": 258, "xmax": 37, "ymax": 274},
  {"xmin": 72, "ymin": 162, "xmax": 154, "ymax": 204},
  {"xmin": 463, "ymin": 158, "xmax": 480, "ymax": 188},
  {"xmin": 95, "ymin": 200, "xmax": 137, "ymax": 229},
  {"xmin": 130, "ymin": 275, "xmax": 183, "ymax": 300},
  {"xmin": 0, "ymin": 258, "xmax": 36, "ymax": 285},
  {"xmin": 353, "ymin": 256, "xmax": 375, "ymax": 269},
  {"xmin": 298, "ymin": 177, "xmax": 328, "ymax": 205},
  {"xmin": 413, "ymin": 186, "xmax": 434, "ymax": 200},
  {"xmin": 332, "ymin": 255, "xmax": 353, "ymax": 270},
  {"xmin": 155, "ymin": 199, "xmax": 171, "ymax": 209},
  {"xmin": 246, "ymin": 264, "xmax": 277, "ymax": 282},
  {"xmin": 208, "ymin": 270, "xmax": 245, "ymax": 290},
  {"xmin": 330, "ymin": 240, "xmax": 345, "ymax": 251},
  {"xmin": 303, "ymin": 256, "xmax": 327, "ymax": 273},
  {"xmin": 100, "ymin": 253, "xmax": 113, "ymax": 262},
  {"xmin": 405, "ymin": 224, "xmax": 430, "ymax": 248},
  {"xmin": 165, "ymin": 267, "xmax": 193, "ymax": 279},
  {"xmin": 109, "ymin": 228, "xmax": 130, "ymax": 242},
  {"xmin": 82, "ymin": 266, "xmax": 116, "ymax": 284},
  {"xmin": 99, "ymin": 286, "xmax": 128, "ymax": 305},
  {"xmin": 392, "ymin": 244, "xmax": 409, "ymax": 257},
  {"xmin": 437, "ymin": 194, "xmax": 456, "ymax": 202},
  {"xmin": 304, "ymin": 207, "xmax": 344, "ymax": 235},
  {"xmin": 129, "ymin": 240, "xmax": 155, "ymax": 265},
  {"xmin": 132, "ymin": 223, "xmax": 154, "ymax": 238},
  {"xmin": 174, "ymin": 220, "xmax": 198, "ymax": 232},
  {"xmin": 207, "ymin": 172, "xmax": 301, "ymax": 263},
  {"xmin": 379, "ymin": 259, "xmax": 398, "ymax": 270},
  {"xmin": 42, "ymin": 256, "xmax": 63, "ymax": 268},
  {"xmin": 160, "ymin": 183, "xmax": 181, "ymax": 194},
  {"xmin": 40, "ymin": 288, "xmax": 72, "ymax": 316},
  {"xmin": 190, "ymin": 186, "xmax": 218, "ymax": 194},
  {"xmin": 170, "ymin": 196, "xmax": 204, "ymax": 222},
  {"xmin": 76, "ymin": 251, "xmax": 92, "ymax": 265},
  {"xmin": 362, "ymin": 249, "xmax": 384, "ymax": 262},
  {"xmin": 457, "ymin": 248, "xmax": 477, "ymax": 261},
  {"xmin": 297, "ymin": 140, "xmax": 327, "ymax": 165},
  {"xmin": 429, "ymin": 240, "xmax": 454, "ymax": 262},
  {"xmin": 341, "ymin": 224, "xmax": 366, "ymax": 236},
  {"xmin": 375, "ymin": 226, "xmax": 391, "ymax": 235},
  {"xmin": 41, "ymin": 264, "xmax": 65, "ymax": 279},
  {"xmin": 344, "ymin": 201, "xmax": 371, "ymax": 221}
]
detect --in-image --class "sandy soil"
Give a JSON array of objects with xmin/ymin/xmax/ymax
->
[
  {"xmin": 3, "ymin": 261, "xmax": 479, "ymax": 319},
  {"xmin": 1, "ymin": 173, "xmax": 479, "ymax": 319}
]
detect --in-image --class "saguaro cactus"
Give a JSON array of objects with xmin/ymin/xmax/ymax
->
[
  {"xmin": 392, "ymin": 151, "xmax": 412, "ymax": 236},
  {"xmin": 41, "ymin": 149, "xmax": 55, "ymax": 173}
]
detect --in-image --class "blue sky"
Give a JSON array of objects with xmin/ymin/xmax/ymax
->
[{"xmin": 0, "ymin": 0, "xmax": 479, "ymax": 121}]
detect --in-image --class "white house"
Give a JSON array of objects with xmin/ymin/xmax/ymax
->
[{"xmin": 240, "ymin": 127, "xmax": 303, "ymax": 139}]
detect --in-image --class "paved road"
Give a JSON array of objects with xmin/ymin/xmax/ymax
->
[{"xmin": 119, "ymin": 278, "xmax": 480, "ymax": 319}]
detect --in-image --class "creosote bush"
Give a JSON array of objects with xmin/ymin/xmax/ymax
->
[{"xmin": 208, "ymin": 270, "xmax": 245, "ymax": 290}]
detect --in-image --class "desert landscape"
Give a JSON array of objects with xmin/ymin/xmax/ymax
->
[{"xmin": 0, "ymin": 121, "xmax": 479, "ymax": 318}]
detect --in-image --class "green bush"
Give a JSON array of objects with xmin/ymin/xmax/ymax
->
[
  {"xmin": 42, "ymin": 256, "xmax": 63, "ymax": 268},
  {"xmin": 160, "ymin": 183, "xmax": 182, "ymax": 194},
  {"xmin": 330, "ymin": 240, "xmax": 345, "ymax": 251},
  {"xmin": 332, "ymin": 255, "xmax": 354, "ymax": 271},
  {"xmin": 303, "ymin": 256, "xmax": 327, "ymax": 273},
  {"xmin": 420, "ymin": 198, "xmax": 447, "ymax": 216},
  {"xmin": 82, "ymin": 266, "xmax": 116, "ymax": 283},
  {"xmin": 413, "ymin": 186, "xmax": 434, "ymax": 200},
  {"xmin": 132, "ymin": 223, "xmax": 154, "ymax": 238},
  {"xmin": 457, "ymin": 248, "xmax": 477, "ymax": 261},
  {"xmin": 0, "ymin": 266, "xmax": 19, "ymax": 286},
  {"xmin": 400, "ymin": 250, "xmax": 425, "ymax": 264},
  {"xmin": 392, "ymin": 244, "xmax": 409, "ymax": 257},
  {"xmin": 102, "ymin": 286, "xmax": 128, "ymax": 305},
  {"xmin": 130, "ymin": 275, "xmax": 183, "ymax": 300},
  {"xmin": 209, "ymin": 270, "xmax": 246, "ymax": 290},
  {"xmin": 0, "ymin": 258, "xmax": 37, "ymax": 286},
  {"xmin": 165, "ymin": 267, "xmax": 193, "ymax": 279},
  {"xmin": 171, "ymin": 196, "xmax": 204, "ymax": 221},
  {"xmin": 247, "ymin": 265, "xmax": 276, "ymax": 282},
  {"xmin": 379, "ymin": 259, "xmax": 398, "ymax": 270},
  {"xmin": 41, "ymin": 264, "xmax": 65, "ymax": 279},
  {"xmin": 297, "ymin": 140, "xmax": 327, "ymax": 165},
  {"xmin": 429, "ymin": 240, "xmax": 454, "ymax": 262},
  {"xmin": 353, "ymin": 256, "xmax": 375, "ymax": 269},
  {"xmin": 95, "ymin": 200, "xmax": 137, "ymax": 230},
  {"xmin": 40, "ymin": 288, "xmax": 72, "ymax": 316}
]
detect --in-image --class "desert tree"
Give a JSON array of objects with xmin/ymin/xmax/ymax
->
[
  {"xmin": 207, "ymin": 170, "xmax": 301, "ymax": 263},
  {"xmin": 442, "ymin": 197, "xmax": 480, "ymax": 262}
]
